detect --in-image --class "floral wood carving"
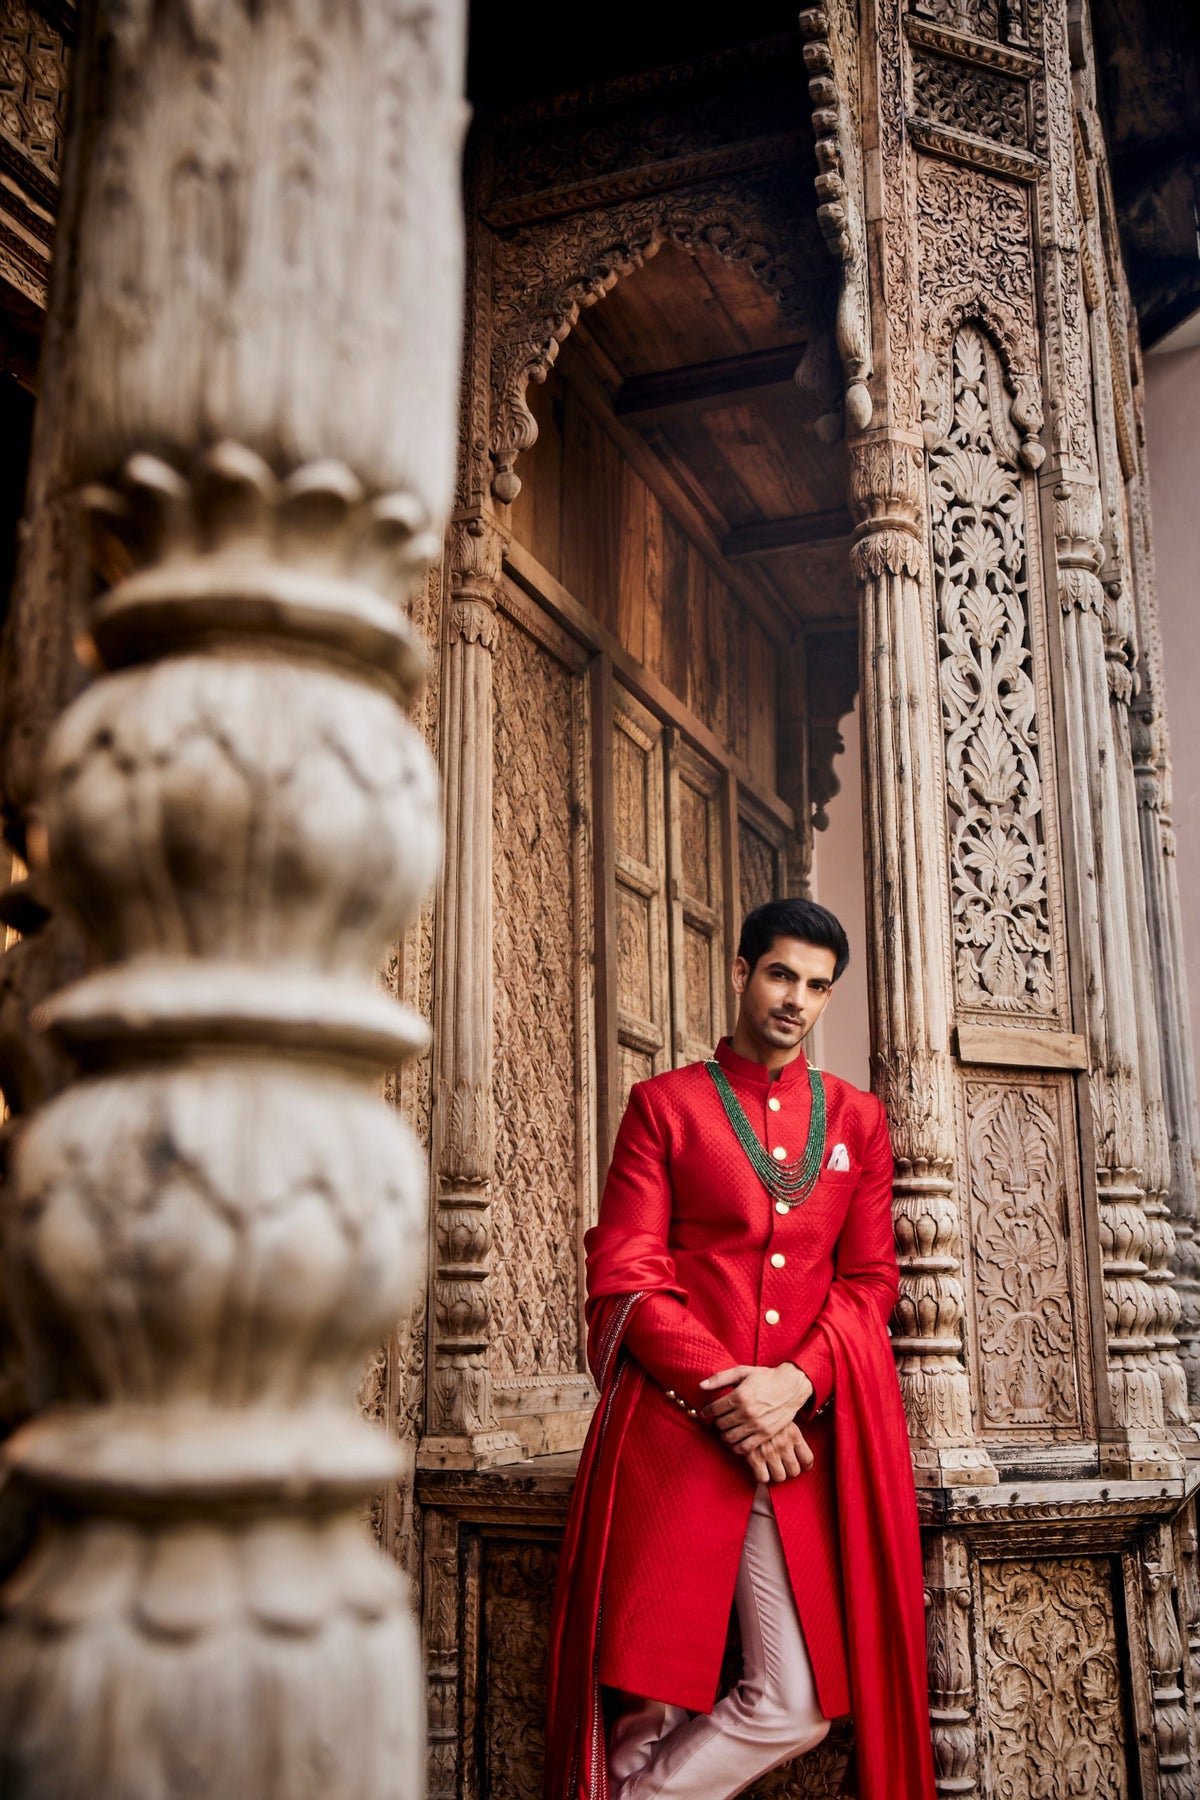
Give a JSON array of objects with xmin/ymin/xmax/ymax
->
[
  {"xmin": 910, "ymin": 0, "xmax": 1006, "ymax": 43},
  {"xmin": 929, "ymin": 326, "xmax": 1062, "ymax": 1018},
  {"xmin": 481, "ymin": 1538, "xmax": 560, "ymax": 1800},
  {"xmin": 982, "ymin": 1558, "xmax": 1129, "ymax": 1799},
  {"xmin": 739, "ymin": 817, "xmax": 779, "ymax": 919},
  {"xmin": 964, "ymin": 1080, "xmax": 1082, "ymax": 1430},
  {"xmin": 486, "ymin": 35, "xmax": 805, "ymax": 212},
  {"xmin": 490, "ymin": 611, "xmax": 587, "ymax": 1381},
  {"xmin": 911, "ymin": 50, "xmax": 1028, "ymax": 150},
  {"xmin": 917, "ymin": 161, "xmax": 1044, "ymax": 470},
  {"xmin": 798, "ymin": 2, "xmax": 873, "ymax": 431}
]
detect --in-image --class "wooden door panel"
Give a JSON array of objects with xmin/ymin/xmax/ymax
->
[
  {"xmin": 737, "ymin": 802, "xmax": 785, "ymax": 918},
  {"xmin": 667, "ymin": 734, "xmax": 727, "ymax": 1067},
  {"xmin": 612, "ymin": 687, "xmax": 670, "ymax": 1103}
]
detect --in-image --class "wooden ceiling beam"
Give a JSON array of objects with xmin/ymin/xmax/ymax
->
[
  {"xmin": 722, "ymin": 509, "xmax": 854, "ymax": 561},
  {"xmin": 613, "ymin": 344, "xmax": 804, "ymax": 426}
]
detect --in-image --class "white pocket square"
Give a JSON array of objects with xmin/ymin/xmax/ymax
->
[{"xmin": 827, "ymin": 1143, "xmax": 850, "ymax": 1172}]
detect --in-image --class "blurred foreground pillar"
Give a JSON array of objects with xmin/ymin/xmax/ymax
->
[{"xmin": 0, "ymin": 3, "xmax": 466, "ymax": 1792}]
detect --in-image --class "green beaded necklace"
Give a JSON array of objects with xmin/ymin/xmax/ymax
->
[{"xmin": 705, "ymin": 1058, "xmax": 827, "ymax": 1211}]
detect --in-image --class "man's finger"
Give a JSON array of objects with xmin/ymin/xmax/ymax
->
[
  {"xmin": 718, "ymin": 1416, "xmax": 760, "ymax": 1446},
  {"xmin": 699, "ymin": 1366, "xmax": 753, "ymax": 1390},
  {"xmin": 795, "ymin": 1433, "xmax": 814, "ymax": 1472}
]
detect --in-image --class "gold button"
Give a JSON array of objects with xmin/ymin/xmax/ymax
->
[
  {"xmin": 768, "ymin": 1096, "xmax": 781, "ymax": 1112},
  {"xmin": 765, "ymin": 1309, "xmax": 780, "ymax": 1325},
  {"xmin": 771, "ymin": 1253, "xmax": 786, "ymax": 1268},
  {"xmin": 665, "ymin": 1390, "xmax": 676, "ymax": 1400},
  {"xmin": 775, "ymin": 1200, "xmax": 789, "ymax": 1215},
  {"xmin": 772, "ymin": 1146, "xmax": 787, "ymax": 1161}
]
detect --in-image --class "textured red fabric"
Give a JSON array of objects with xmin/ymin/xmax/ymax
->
[{"xmin": 543, "ymin": 1038, "xmax": 934, "ymax": 1800}]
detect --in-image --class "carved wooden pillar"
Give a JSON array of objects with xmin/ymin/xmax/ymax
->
[
  {"xmin": 1109, "ymin": 603, "xmax": 1190, "ymax": 1435},
  {"xmin": 1144, "ymin": 1522, "xmax": 1192, "ymax": 1799},
  {"xmin": 1176, "ymin": 1502, "xmax": 1200, "ymax": 1754},
  {"xmin": 1126, "ymin": 460, "xmax": 1200, "ymax": 1414},
  {"xmin": 925, "ymin": 1531, "xmax": 979, "ymax": 1798},
  {"xmin": 852, "ymin": 438, "xmax": 995, "ymax": 1489},
  {"xmin": 0, "ymin": 4, "xmax": 466, "ymax": 1793},
  {"xmin": 420, "ymin": 144, "xmax": 521, "ymax": 1469},
  {"xmin": 1132, "ymin": 667, "xmax": 1200, "ymax": 1412},
  {"xmin": 1080, "ymin": 131, "xmax": 1193, "ymax": 1440},
  {"xmin": 1050, "ymin": 473, "xmax": 1174, "ymax": 1474},
  {"xmin": 1033, "ymin": 9, "xmax": 1179, "ymax": 1476},
  {"xmin": 421, "ymin": 504, "xmax": 521, "ymax": 1470}
]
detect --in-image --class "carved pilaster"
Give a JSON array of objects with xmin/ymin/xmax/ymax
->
[
  {"xmin": 1051, "ymin": 472, "xmax": 1174, "ymax": 1475},
  {"xmin": 1033, "ymin": 4, "xmax": 1179, "ymax": 1470},
  {"xmin": 1176, "ymin": 1503, "xmax": 1200, "ymax": 1755},
  {"xmin": 852, "ymin": 436, "xmax": 996, "ymax": 1487},
  {"xmin": 1116, "ymin": 663, "xmax": 1191, "ymax": 1436},
  {"xmin": 925, "ymin": 1532, "xmax": 979, "ymax": 1797},
  {"xmin": 1144, "ymin": 1524, "xmax": 1193, "ymax": 1799},
  {"xmin": 0, "ymin": 5, "xmax": 466, "ymax": 1794},
  {"xmin": 1081, "ymin": 117, "xmax": 1193, "ymax": 1439},
  {"xmin": 1130, "ymin": 562, "xmax": 1200, "ymax": 1416},
  {"xmin": 1119, "ymin": 301, "xmax": 1200, "ymax": 1421},
  {"xmin": 421, "ymin": 509, "xmax": 521, "ymax": 1470}
]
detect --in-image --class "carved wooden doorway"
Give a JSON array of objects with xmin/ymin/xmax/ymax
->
[{"xmin": 505, "ymin": 240, "xmax": 864, "ymax": 1189}]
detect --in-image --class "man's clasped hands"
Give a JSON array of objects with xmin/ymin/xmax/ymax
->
[{"xmin": 697, "ymin": 1363, "xmax": 815, "ymax": 1484}]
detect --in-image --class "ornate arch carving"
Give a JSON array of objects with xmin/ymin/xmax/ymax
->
[
  {"xmin": 915, "ymin": 160, "xmax": 1046, "ymax": 470},
  {"xmin": 487, "ymin": 180, "xmax": 833, "ymax": 502}
]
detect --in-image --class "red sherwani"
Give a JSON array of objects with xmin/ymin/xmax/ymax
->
[{"xmin": 544, "ymin": 1039, "xmax": 935, "ymax": 1800}]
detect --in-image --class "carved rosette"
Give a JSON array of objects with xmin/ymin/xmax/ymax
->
[
  {"xmin": 852, "ymin": 437, "xmax": 995, "ymax": 1486},
  {"xmin": 0, "ymin": 4, "xmax": 466, "ymax": 1794}
]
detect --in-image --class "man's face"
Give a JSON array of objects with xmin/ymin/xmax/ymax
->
[{"xmin": 731, "ymin": 935, "xmax": 838, "ymax": 1059}]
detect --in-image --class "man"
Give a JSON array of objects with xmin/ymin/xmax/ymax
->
[{"xmin": 545, "ymin": 899, "xmax": 934, "ymax": 1800}]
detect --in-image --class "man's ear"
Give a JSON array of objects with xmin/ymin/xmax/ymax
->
[{"xmin": 731, "ymin": 955, "xmax": 750, "ymax": 995}]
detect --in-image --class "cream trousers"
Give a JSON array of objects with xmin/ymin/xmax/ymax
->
[{"xmin": 607, "ymin": 1485, "xmax": 830, "ymax": 1800}]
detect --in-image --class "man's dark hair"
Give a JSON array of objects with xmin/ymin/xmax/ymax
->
[{"xmin": 737, "ymin": 898, "xmax": 850, "ymax": 981}]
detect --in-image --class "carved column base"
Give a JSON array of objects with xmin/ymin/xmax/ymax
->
[
  {"xmin": 909, "ymin": 1447, "xmax": 1000, "ymax": 1490},
  {"xmin": 1098, "ymin": 1434, "xmax": 1185, "ymax": 1484},
  {"xmin": 892, "ymin": 1170, "xmax": 998, "ymax": 1489},
  {"xmin": 418, "ymin": 1431, "xmax": 525, "ymax": 1472}
]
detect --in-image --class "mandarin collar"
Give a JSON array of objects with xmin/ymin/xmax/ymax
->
[{"xmin": 713, "ymin": 1036, "xmax": 813, "ymax": 1091}]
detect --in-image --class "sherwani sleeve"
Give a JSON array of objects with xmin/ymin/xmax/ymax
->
[
  {"xmin": 791, "ymin": 1095, "xmax": 899, "ymax": 1413},
  {"xmin": 589, "ymin": 1083, "xmax": 738, "ymax": 1413}
]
